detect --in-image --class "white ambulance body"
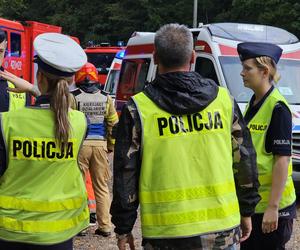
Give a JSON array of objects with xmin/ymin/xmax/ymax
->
[
  {"xmin": 116, "ymin": 23, "xmax": 300, "ymax": 189},
  {"xmin": 104, "ymin": 50, "xmax": 126, "ymax": 99}
]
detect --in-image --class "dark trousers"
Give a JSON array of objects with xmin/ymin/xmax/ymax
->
[
  {"xmin": 241, "ymin": 214, "xmax": 293, "ymax": 250},
  {"xmin": 0, "ymin": 238, "xmax": 73, "ymax": 250}
]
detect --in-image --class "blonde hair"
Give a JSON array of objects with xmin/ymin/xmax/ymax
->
[
  {"xmin": 254, "ymin": 56, "xmax": 281, "ymax": 84},
  {"xmin": 39, "ymin": 69, "xmax": 72, "ymax": 146}
]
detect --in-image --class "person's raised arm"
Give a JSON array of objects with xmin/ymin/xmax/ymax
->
[{"xmin": 0, "ymin": 70, "xmax": 40, "ymax": 97}]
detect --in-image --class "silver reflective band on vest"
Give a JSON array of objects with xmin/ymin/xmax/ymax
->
[{"xmin": 75, "ymin": 89, "xmax": 108, "ymax": 140}]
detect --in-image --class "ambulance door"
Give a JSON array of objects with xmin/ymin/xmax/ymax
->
[
  {"xmin": 115, "ymin": 58, "xmax": 151, "ymax": 114},
  {"xmin": 193, "ymin": 55, "xmax": 221, "ymax": 86}
]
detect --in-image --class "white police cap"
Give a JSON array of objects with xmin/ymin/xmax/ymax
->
[{"xmin": 34, "ymin": 33, "xmax": 87, "ymax": 77}]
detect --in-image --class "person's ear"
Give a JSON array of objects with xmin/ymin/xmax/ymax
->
[
  {"xmin": 190, "ymin": 50, "xmax": 196, "ymax": 64},
  {"xmin": 153, "ymin": 49, "xmax": 159, "ymax": 65},
  {"xmin": 262, "ymin": 66, "xmax": 270, "ymax": 80},
  {"xmin": 37, "ymin": 71, "xmax": 48, "ymax": 93}
]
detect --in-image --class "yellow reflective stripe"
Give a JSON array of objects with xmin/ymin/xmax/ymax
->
[
  {"xmin": 0, "ymin": 207, "xmax": 89, "ymax": 233},
  {"xmin": 140, "ymin": 181, "xmax": 236, "ymax": 204},
  {"xmin": 142, "ymin": 202, "xmax": 239, "ymax": 226},
  {"xmin": 0, "ymin": 196, "xmax": 85, "ymax": 212}
]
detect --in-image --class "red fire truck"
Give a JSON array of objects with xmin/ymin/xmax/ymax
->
[
  {"xmin": 0, "ymin": 18, "xmax": 78, "ymax": 85},
  {"xmin": 85, "ymin": 45, "xmax": 125, "ymax": 87}
]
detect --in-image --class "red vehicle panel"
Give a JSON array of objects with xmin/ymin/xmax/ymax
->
[{"xmin": 0, "ymin": 18, "xmax": 78, "ymax": 86}]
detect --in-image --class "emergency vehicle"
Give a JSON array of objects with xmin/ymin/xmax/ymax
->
[
  {"xmin": 115, "ymin": 22, "xmax": 300, "ymax": 191},
  {"xmin": 0, "ymin": 18, "xmax": 65, "ymax": 85},
  {"xmin": 85, "ymin": 45, "xmax": 125, "ymax": 87},
  {"xmin": 103, "ymin": 49, "xmax": 125, "ymax": 101}
]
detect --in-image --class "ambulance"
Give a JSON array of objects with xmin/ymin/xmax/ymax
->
[{"xmin": 115, "ymin": 22, "xmax": 300, "ymax": 191}]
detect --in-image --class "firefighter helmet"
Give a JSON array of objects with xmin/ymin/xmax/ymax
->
[{"xmin": 75, "ymin": 62, "xmax": 98, "ymax": 84}]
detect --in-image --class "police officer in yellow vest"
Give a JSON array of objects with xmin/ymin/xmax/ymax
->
[
  {"xmin": 111, "ymin": 24, "xmax": 260, "ymax": 250},
  {"xmin": 0, "ymin": 28, "xmax": 31, "ymax": 111},
  {"xmin": 0, "ymin": 33, "xmax": 89, "ymax": 250},
  {"xmin": 238, "ymin": 43, "xmax": 296, "ymax": 250}
]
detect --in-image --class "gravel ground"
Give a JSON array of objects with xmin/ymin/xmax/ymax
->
[
  {"xmin": 74, "ymin": 199, "xmax": 300, "ymax": 250},
  {"xmin": 74, "ymin": 155, "xmax": 300, "ymax": 249}
]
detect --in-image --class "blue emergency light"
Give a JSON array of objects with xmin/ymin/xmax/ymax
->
[
  {"xmin": 117, "ymin": 41, "xmax": 124, "ymax": 47},
  {"xmin": 116, "ymin": 50, "xmax": 125, "ymax": 59}
]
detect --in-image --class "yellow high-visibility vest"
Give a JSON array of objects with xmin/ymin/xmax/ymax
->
[
  {"xmin": 132, "ymin": 87, "xmax": 240, "ymax": 238},
  {"xmin": 245, "ymin": 88, "xmax": 296, "ymax": 213},
  {"xmin": 0, "ymin": 107, "xmax": 89, "ymax": 244},
  {"xmin": 8, "ymin": 81, "xmax": 26, "ymax": 111}
]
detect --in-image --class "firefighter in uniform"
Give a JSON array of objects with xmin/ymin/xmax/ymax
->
[
  {"xmin": 238, "ymin": 43, "xmax": 296, "ymax": 250},
  {"xmin": 111, "ymin": 23, "xmax": 260, "ymax": 250},
  {"xmin": 73, "ymin": 64, "xmax": 98, "ymax": 226},
  {"xmin": 0, "ymin": 33, "xmax": 89, "ymax": 250},
  {"xmin": 72, "ymin": 62, "xmax": 118, "ymax": 237},
  {"xmin": 0, "ymin": 28, "xmax": 31, "ymax": 111}
]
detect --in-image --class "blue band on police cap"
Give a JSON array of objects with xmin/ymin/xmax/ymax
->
[
  {"xmin": 237, "ymin": 42, "xmax": 283, "ymax": 64},
  {"xmin": 34, "ymin": 56, "xmax": 75, "ymax": 77}
]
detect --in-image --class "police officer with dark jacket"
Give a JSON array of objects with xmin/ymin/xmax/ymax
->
[
  {"xmin": 238, "ymin": 43, "xmax": 296, "ymax": 250},
  {"xmin": 111, "ymin": 23, "xmax": 260, "ymax": 250}
]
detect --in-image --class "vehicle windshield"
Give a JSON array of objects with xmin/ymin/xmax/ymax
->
[
  {"xmin": 104, "ymin": 70, "xmax": 120, "ymax": 95},
  {"xmin": 219, "ymin": 56, "xmax": 300, "ymax": 104},
  {"xmin": 86, "ymin": 53, "xmax": 116, "ymax": 75}
]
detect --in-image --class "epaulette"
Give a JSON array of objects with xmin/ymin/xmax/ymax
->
[
  {"xmin": 101, "ymin": 90, "xmax": 109, "ymax": 96},
  {"xmin": 70, "ymin": 88, "xmax": 82, "ymax": 97}
]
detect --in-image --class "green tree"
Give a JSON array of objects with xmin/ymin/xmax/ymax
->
[{"xmin": 1, "ymin": 0, "xmax": 300, "ymax": 45}]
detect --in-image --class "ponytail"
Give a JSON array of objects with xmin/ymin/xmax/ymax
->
[
  {"xmin": 50, "ymin": 79, "xmax": 71, "ymax": 146},
  {"xmin": 39, "ymin": 69, "xmax": 72, "ymax": 146}
]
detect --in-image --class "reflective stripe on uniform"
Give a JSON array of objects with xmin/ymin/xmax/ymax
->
[
  {"xmin": 0, "ymin": 195, "xmax": 85, "ymax": 212},
  {"xmin": 0, "ymin": 207, "xmax": 89, "ymax": 233},
  {"xmin": 140, "ymin": 181, "xmax": 236, "ymax": 204}
]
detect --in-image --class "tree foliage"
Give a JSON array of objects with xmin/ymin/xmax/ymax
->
[{"xmin": 0, "ymin": 0, "xmax": 299, "ymax": 46}]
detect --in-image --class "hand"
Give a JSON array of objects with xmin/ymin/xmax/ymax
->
[
  {"xmin": 117, "ymin": 233, "xmax": 135, "ymax": 250},
  {"xmin": 240, "ymin": 216, "xmax": 252, "ymax": 242},
  {"xmin": 0, "ymin": 70, "xmax": 34, "ymax": 94},
  {"xmin": 262, "ymin": 206, "xmax": 278, "ymax": 234}
]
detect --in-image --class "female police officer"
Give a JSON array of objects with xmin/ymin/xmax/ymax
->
[
  {"xmin": 0, "ymin": 33, "xmax": 89, "ymax": 250},
  {"xmin": 238, "ymin": 42, "xmax": 296, "ymax": 250}
]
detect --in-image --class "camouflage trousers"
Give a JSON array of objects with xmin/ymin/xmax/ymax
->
[{"xmin": 143, "ymin": 227, "xmax": 240, "ymax": 250}]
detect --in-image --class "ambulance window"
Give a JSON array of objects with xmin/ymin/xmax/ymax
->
[
  {"xmin": 119, "ymin": 60, "xmax": 138, "ymax": 94},
  {"xmin": 195, "ymin": 57, "xmax": 219, "ymax": 85},
  {"xmin": 87, "ymin": 53, "xmax": 116, "ymax": 74},
  {"xmin": 118, "ymin": 58, "xmax": 150, "ymax": 95},
  {"xmin": 10, "ymin": 33, "xmax": 21, "ymax": 57},
  {"xmin": 136, "ymin": 60, "xmax": 150, "ymax": 92}
]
